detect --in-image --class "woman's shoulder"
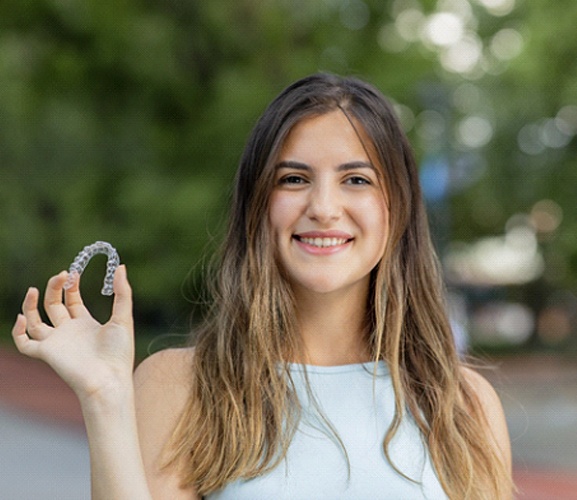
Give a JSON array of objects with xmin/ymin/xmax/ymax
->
[
  {"xmin": 459, "ymin": 365, "xmax": 501, "ymax": 409},
  {"xmin": 134, "ymin": 348, "xmax": 194, "ymax": 418},
  {"xmin": 459, "ymin": 366, "xmax": 505, "ymax": 423},
  {"xmin": 134, "ymin": 347, "xmax": 195, "ymax": 434},
  {"xmin": 134, "ymin": 347, "xmax": 195, "ymax": 410},
  {"xmin": 134, "ymin": 347, "xmax": 195, "ymax": 385},
  {"xmin": 133, "ymin": 348, "xmax": 198, "ymax": 498},
  {"xmin": 459, "ymin": 365, "xmax": 512, "ymax": 469}
]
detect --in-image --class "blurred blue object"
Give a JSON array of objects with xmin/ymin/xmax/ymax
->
[{"xmin": 420, "ymin": 155, "xmax": 450, "ymax": 202}]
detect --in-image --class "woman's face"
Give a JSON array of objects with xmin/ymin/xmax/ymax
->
[{"xmin": 269, "ymin": 110, "xmax": 389, "ymax": 298}]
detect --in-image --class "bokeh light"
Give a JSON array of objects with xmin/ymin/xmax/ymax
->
[
  {"xmin": 490, "ymin": 28, "xmax": 524, "ymax": 60},
  {"xmin": 556, "ymin": 105, "xmax": 577, "ymax": 135},
  {"xmin": 472, "ymin": 301, "xmax": 534, "ymax": 344},
  {"xmin": 395, "ymin": 8, "xmax": 425, "ymax": 42},
  {"xmin": 456, "ymin": 115, "xmax": 494, "ymax": 148},
  {"xmin": 423, "ymin": 12, "xmax": 465, "ymax": 47},
  {"xmin": 530, "ymin": 199, "xmax": 563, "ymax": 235},
  {"xmin": 439, "ymin": 35, "xmax": 483, "ymax": 75},
  {"xmin": 340, "ymin": 0, "xmax": 370, "ymax": 30},
  {"xmin": 518, "ymin": 123, "xmax": 546, "ymax": 155},
  {"xmin": 474, "ymin": 0, "xmax": 516, "ymax": 17},
  {"xmin": 444, "ymin": 217, "xmax": 544, "ymax": 286}
]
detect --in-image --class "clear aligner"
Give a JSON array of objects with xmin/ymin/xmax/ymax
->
[{"xmin": 63, "ymin": 241, "xmax": 120, "ymax": 296}]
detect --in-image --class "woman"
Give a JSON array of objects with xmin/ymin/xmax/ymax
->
[{"xmin": 12, "ymin": 73, "xmax": 512, "ymax": 499}]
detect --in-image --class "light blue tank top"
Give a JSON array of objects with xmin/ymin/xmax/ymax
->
[{"xmin": 206, "ymin": 361, "xmax": 447, "ymax": 499}]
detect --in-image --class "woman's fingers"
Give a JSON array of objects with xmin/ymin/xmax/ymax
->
[
  {"xmin": 64, "ymin": 271, "xmax": 89, "ymax": 318},
  {"xmin": 44, "ymin": 271, "xmax": 71, "ymax": 326},
  {"xmin": 12, "ymin": 314, "xmax": 41, "ymax": 359},
  {"xmin": 22, "ymin": 287, "xmax": 52, "ymax": 340},
  {"xmin": 110, "ymin": 265, "xmax": 133, "ymax": 327}
]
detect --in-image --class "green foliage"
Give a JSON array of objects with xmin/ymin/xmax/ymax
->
[{"xmin": 1, "ymin": 0, "xmax": 576, "ymax": 341}]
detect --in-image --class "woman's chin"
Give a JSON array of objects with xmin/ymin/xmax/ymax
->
[{"xmin": 290, "ymin": 278, "xmax": 366, "ymax": 298}]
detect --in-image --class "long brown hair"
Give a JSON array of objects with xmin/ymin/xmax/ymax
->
[{"xmin": 164, "ymin": 74, "xmax": 512, "ymax": 498}]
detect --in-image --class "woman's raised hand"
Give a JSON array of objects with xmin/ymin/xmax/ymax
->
[{"xmin": 12, "ymin": 265, "xmax": 135, "ymax": 404}]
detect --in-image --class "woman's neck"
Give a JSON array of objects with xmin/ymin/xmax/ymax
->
[{"xmin": 293, "ymin": 285, "xmax": 371, "ymax": 366}]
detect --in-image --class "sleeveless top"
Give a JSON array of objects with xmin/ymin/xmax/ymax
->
[{"xmin": 206, "ymin": 361, "xmax": 448, "ymax": 499}]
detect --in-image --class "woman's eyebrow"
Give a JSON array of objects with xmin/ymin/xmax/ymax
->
[
  {"xmin": 337, "ymin": 161, "xmax": 376, "ymax": 172},
  {"xmin": 275, "ymin": 160, "xmax": 375, "ymax": 171},
  {"xmin": 275, "ymin": 160, "xmax": 311, "ymax": 171}
]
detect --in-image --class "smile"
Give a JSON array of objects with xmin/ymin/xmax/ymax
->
[{"xmin": 298, "ymin": 237, "xmax": 349, "ymax": 248}]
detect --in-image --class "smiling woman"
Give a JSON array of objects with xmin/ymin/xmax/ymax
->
[
  {"xmin": 269, "ymin": 111, "xmax": 388, "ymax": 302},
  {"xmin": 13, "ymin": 73, "xmax": 513, "ymax": 500}
]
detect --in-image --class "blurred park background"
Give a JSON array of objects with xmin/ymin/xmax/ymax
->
[
  {"xmin": 1, "ymin": 0, "xmax": 577, "ymax": 351},
  {"xmin": 1, "ymin": 0, "xmax": 577, "ymax": 497},
  {"xmin": 1, "ymin": 0, "xmax": 577, "ymax": 352}
]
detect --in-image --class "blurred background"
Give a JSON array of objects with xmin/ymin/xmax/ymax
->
[{"xmin": 1, "ymin": 0, "xmax": 576, "ymax": 498}]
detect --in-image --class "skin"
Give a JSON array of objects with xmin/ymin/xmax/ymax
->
[
  {"xmin": 270, "ymin": 110, "xmax": 389, "ymax": 365},
  {"xmin": 11, "ymin": 111, "xmax": 511, "ymax": 498},
  {"xmin": 461, "ymin": 367, "xmax": 513, "ymax": 482},
  {"xmin": 12, "ymin": 268, "xmax": 156, "ymax": 500}
]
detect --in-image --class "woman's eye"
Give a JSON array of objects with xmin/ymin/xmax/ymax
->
[
  {"xmin": 346, "ymin": 176, "xmax": 371, "ymax": 185},
  {"xmin": 279, "ymin": 175, "xmax": 306, "ymax": 185}
]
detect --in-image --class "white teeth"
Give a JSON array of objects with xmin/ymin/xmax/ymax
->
[{"xmin": 299, "ymin": 237, "xmax": 348, "ymax": 248}]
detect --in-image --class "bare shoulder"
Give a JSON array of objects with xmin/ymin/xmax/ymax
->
[
  {"xmin": 133, "ymin": 346, "xmax": 195, "ymax": 434},
  {"xmin": 134, "ymin": 347, "xmax": 194, "ymax": 427},
  {"xmin": 134, "ymin": 347, "xmax": 198, "ymax": 499},
  {"xmin": 460, "ymin": 366, "xmax": 501, "ymax": 408},
  {"xmin": 134, "ymin": 347, "xmax": 194, "ymax": 393},
  {"xmin": 460, "ymin": 366, "xmax": 512, "ymax": 469}
]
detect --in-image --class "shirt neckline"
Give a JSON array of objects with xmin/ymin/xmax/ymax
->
[{"xmin": 285, "ymin": 360, "xmax": 388, "ymax": 375}]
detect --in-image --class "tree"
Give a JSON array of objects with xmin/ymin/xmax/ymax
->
[{"xmin": 1, "ymin": 0, "xmax": 575, "ymax": 343}]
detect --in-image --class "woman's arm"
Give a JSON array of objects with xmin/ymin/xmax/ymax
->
[
  {"xmin": 12, "ymin": 267, "xmax": 163, "ymax": 499},
  {"xmin": 134, "ymin": 348, "xmax": 199, "ymax": 499},
  {"xmin": 82, "ymin": 378, "xmax": 152, "ymax": 500},
  {"xmin": 461, "ymin": 367, "xmax": 513, "ymax": 474}
]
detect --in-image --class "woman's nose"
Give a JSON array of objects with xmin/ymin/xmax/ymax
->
[{"xmin": 305, "ymin": 182, "xmax": 343, "ymax": 223}]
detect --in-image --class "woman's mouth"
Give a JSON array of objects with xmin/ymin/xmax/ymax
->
[
  {"xmin": 295, "ymin": 236, "xmax": 350, "ymax": 248},
  {"xmin": 292, "ymin": 233, "xmax": 354, "ymax": 254}
]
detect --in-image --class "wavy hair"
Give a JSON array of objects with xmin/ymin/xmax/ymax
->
[{"xmin": 163, "ymin": 73, "xmax": 513, "ymax": 498}]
